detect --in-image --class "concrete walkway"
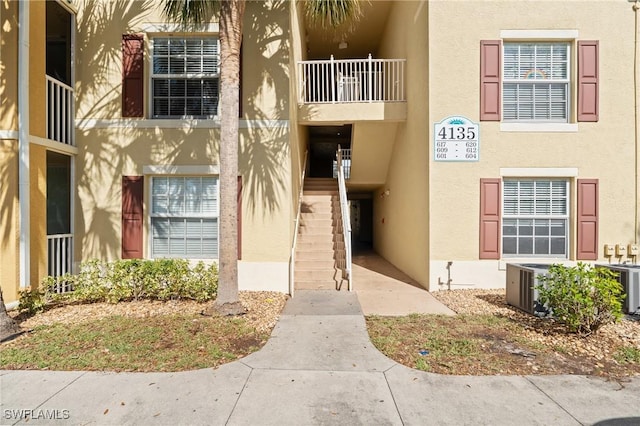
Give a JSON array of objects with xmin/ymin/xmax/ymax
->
[
  {"xmin": 2, "ymin": 290, "xmax": 640, "ymax": 425},
  {"xmin": 352, "ymin": 250, "xmax": 456, "ymax": 316}
]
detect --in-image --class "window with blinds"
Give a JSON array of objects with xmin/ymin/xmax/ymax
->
[
  {"xmin": 502, "ymin": 179, "xmax": 569, "ymax": 257},
  {"xmin": 503, "ymin": 43, "xmax": 569, "ymax": 122},
  {"xmin": 151, "ymin": 37, "xmax": 219, "ymax": 118},
  {"xmin": 150, "ymin": 176, "xmax": 219, "ymax": 258}
]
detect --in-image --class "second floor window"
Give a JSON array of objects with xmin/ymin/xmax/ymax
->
[
  {"xmin": 152, "ymin": 37, "xmax": 219, "ymax": 118},
  {"xmin": 503, "ymin": 43, "xmax": 569, "ymax": 122}
]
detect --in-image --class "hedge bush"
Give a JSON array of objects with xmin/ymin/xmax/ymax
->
[
  {"xmin": 21, "ymin": 259, "xmax": 218, "ymax": 314},
  {"xmin": 536, "ymin": 263, "xmax": 624, "ymax": 336}
]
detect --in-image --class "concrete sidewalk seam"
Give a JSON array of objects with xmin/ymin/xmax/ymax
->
[
  {"xmin": 224, "ymin": 365, "xmax": 255, "ymax": 425},
  {"xmin": 383, "ymin": 365, "xmax": 407, "ymax": 426},
  {"xmin": 524, "ymin": 376, "xmax": 583, "ymax": 425},
  {"xmin": 32, "ymin": 371, "xmax": 87, "ymax": 411}
]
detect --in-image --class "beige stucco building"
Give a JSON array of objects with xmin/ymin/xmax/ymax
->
[{"xmin": 1, "ymin": 0, "xmax": 639, "ymax": 306}]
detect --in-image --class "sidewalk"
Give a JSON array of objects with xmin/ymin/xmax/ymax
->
[{"xmin": 2, "ymin": 290, "xmax": 639, "ymax": 425}]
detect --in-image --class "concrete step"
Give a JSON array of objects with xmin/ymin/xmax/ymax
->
[
  {"xmin": 304, "ymin": 178, "xmax": 338, "ymax": 189},
  {"xmin": 295, "ymin": 250, "xmax": 336, "ymax": 261},
  {"xmin": 295, "ymin": 259, "xmax": 337, "ymax": 270},
  {"xmin": 303, "ymin": 189, "xmax": 339, "ymax": 196},
  {"xmin": 305, "ymin": 178, "xmax": 336, "ymax": 184},
  {"xmin": 298, "ymin": 228, "xmax": 343, "ymax": 244},
  {"xmin": 299, "ymin": 219, "xmax": 340, "ymax": 229},
  {"xmin": 296, "ymin": 239, "xmax": 342, "ymax": 250},
  {"xmin": 299, "ymin": 212, "xmax": 337, "ymax": 221},
  {"xmin": 300, "ymin": 204, "xmax": 340, "ymax": 215},
  {"xmin": 295, "ymin": 280, "xmax": 342, "ymax": 290},
  {"xmin": 302, "ymin": 194, "xmax": 339, "ymax": 201},
  {"xmin": 295, "ymin": 268, "xmax": 341, "ymax": 281}
]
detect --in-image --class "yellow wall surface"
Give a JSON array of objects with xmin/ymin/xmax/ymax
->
[
  {"xmin": 0, "ymin": 0, "xmax": 18, "ymax": 132},
  {"xmin": 74, "ymin": 1, "xmax": 290, "ymax": 122},
  {"xmin": 288, "ymin": 1, "xmax": 307, "ymax": 240},
  {"xmin": 0, "ymin": 140, "xmax": 20, "ymax": 303},
  {"xmin": 74, "ymin": 1, "xmax": 295, "ymax": 270},
  {"xmin": 29, "ymin": 144, "xmax": 47, "ymax": 290},
  {"xmin": 28, "ymin": 0, "xmax": 46, "ymax": 139},
  {"xmin": 373, "ymin": 0, "xmax": 430, "ymax": 288},
  {"xmin": 428, "ymin": 1, "xmax": 638, "ymax": 264},
  {"xmin": 349, "ymin": 122, "xmax": 398, "ymax": 187}
]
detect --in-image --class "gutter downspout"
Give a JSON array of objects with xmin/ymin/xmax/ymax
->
[
  {"xmin": 18, "ymin": 0, "xmax": 30, "ymax": 289},
  {"xmin": 634, "ymin": 0, "xmax": 640, "ymax": 244}
]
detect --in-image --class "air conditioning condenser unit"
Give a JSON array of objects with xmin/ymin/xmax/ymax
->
[
  {"xmin": 505, "ymin": 263, "xmax": 552, "ymax": 315},
  {"xmin": 596, "ymin": 264, "xmax": 640, "ymax": 315}
]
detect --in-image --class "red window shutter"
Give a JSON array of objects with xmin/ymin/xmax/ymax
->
[
  {"xmin": 577, "ymin": 41, "xmax": 599, "ymax": 122},
  {"xmin": 122, "ymin": 34, "xmax": 144, "ymax": 118},
  {"xmin": 122, "ymin": 176, "xmax": 144, "ymax": 259},
  {"xmin": 239, "ymin": 43, "xmax": 243, "ymax": 118},
  {"xmin": 480, "ymin": 178, "xmax": 501, "ymax": 259},
  {"xmin": 237, "ymin": 176, "xmax": 243, "ymax": 260},
  {"xmin": 577, "ymin": 179, "xmax": 598, "ymax": 260},
  {"xmin": 480, "ymin": 40, "xmax": 501, "ymax": 121}
]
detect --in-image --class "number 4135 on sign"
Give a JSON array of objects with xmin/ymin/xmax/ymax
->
[{"xmin": 434, "ymin": 116, "xmax": 480, "ymax": 162}]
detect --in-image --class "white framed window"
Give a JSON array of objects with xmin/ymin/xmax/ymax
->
[
  {"xmin": 151, "ymin": 37, "xmax": 220, "ymax": 118},
  {"xmin": 503, "ymin": 43, "xmax": 570, "ymax": 122},
  {"xmin": 502, "ymin": 179, "xmax": 569, "ymax": 257},
  {"xmin": 150, "ymin": 176, "xmax": 219, "ymax": 258}
]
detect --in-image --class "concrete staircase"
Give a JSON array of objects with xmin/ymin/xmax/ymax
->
[{"xmin": 295, "ymin": 178, "xmax": 345, "ymax": 290}]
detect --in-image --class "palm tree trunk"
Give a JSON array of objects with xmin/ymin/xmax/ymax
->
[
  {"xmin": 214, "ymin": 0, "xmax": 245, "ymax": 314},
  {"xmin": 0, "ymin": 288, "xmax": 21, "ymax": 341}
]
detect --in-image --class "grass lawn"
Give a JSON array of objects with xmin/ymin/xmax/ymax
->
[{"xmin": 1, "ymin": 314, "xmax": 266, "ymax": 372}]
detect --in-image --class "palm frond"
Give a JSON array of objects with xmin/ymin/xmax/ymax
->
[
  {"xmin": 162, "ymin": 0, "xmax": 219, "ymax": 28},
  {"xmin": 304, "ymin": 0, "xmax": 364, "ymax": 29}
]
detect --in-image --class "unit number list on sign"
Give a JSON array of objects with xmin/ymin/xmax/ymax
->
[{"xmin": 434, "ymin": 116, "xmax": 480, "ymax": 162}]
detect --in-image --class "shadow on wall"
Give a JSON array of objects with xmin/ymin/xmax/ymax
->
[
  {"xmin": 0, "ymin": 2, "xmax": 17, "ymax": 246},
  {"xmin": 240, "ymin": 0, "xmax": 290, "ymax": 217},
  {"xmin": 74, "ymin": 0, "xmax": 292, "ymax": 260},
  {"xmin": 75, "ymin": 0, "xmax": 154, "ymax": 260}
]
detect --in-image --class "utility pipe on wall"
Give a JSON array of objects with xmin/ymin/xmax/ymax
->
[
  {"xmin": 18, "ymin": 0, "xmax": 30, "ymax": 289},
  {"xmin": 634, "ymin": 0, "xmax": 640, "ymax": 244}
]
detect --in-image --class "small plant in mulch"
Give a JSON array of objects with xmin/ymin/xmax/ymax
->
[{"xmin": 536, "ymin": 263, "xmax": 625, "ymax": 336}]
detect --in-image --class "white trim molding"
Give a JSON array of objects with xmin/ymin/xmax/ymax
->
[
  {"xmin": 238, "ymin": 261, "xmax": 289, "ymax": 293},
  {"xmin": 500, "ymin": 123, "xmax": 579, "ymax": 133},
  {"xmin": 500, "ymin": 167, "xmax": 579, "ymax": 177},
  {"xmin": 31, "ymin": 136, "xmax": 79, "ymax": 155},
  {"xmin": 0, "ymin": 130, "xmax": 19, "ymax": 140},
  {"xmin": 76, "ymin": 118, "xmax": 290, "ymax": 130},
  {"xmin": 143, "ymin": 165, "xmax": 220, "ymax": 175},
  {"xmin": 500, "ymin": 30, "xmax": 579, "ymax": 40},
  {"xmin": 141, "ymin": 22, "xmax": 220, "ymax": 34}
]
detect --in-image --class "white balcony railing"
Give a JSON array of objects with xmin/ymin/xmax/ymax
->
[
  {"xmin": 336, "ymin": 146, "xmax": 352, "ymax": 291},
  {"xmin": 332, "ymin": 148, "xmax": 351, "ymax": 180},
  {"xmin": 47, "ymin": 234, "xmax": 74, "ymax": 293},
  {"xmin": 299, "ymin": 55, "xmax": 406, "ymax": 104},
  {"xmin": 46, "ymin": 75, "xmax": 75, "ymax": 146}
]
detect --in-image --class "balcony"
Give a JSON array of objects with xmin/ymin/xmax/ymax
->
[
  {"xmin": 297, "ymin": 56, "xmax": 407, "ymax": 124},
  {"xmin": 46, "ymin": 75, "xmax": 75, "ymax": 146}
]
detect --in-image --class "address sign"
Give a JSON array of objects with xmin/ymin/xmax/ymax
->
[{"xmin": 434, "ymin": 116, "xmax": 480, "ymax": 162}]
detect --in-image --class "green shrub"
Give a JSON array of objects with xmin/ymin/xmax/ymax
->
[
  {"xmin": 39, "ymin": 259, "xmax": 218, "ymax": 305},
  {"xmin": 18, "ymin": 288, "xmax": 47, "ymax": 315},
  {"xmin": 536, "ymin": 263, "xmax": 624, "ymax": 336}
]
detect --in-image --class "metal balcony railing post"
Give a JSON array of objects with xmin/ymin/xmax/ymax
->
[
  {"xmin": 368, "ymin": 54, "xmax": 373, "ymax": 103},
  {"xmin": 331, "ymin": 55, "xmax": 336, "ymax": 103}
]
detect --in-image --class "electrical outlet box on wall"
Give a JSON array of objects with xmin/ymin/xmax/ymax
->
[
  {"xmin": 629, "ymin": 244, "xmax": 639, "ymax": 256},
  {"xmin": 616, "ymin": 244, "xmax": 627, "ymax": 257}
]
